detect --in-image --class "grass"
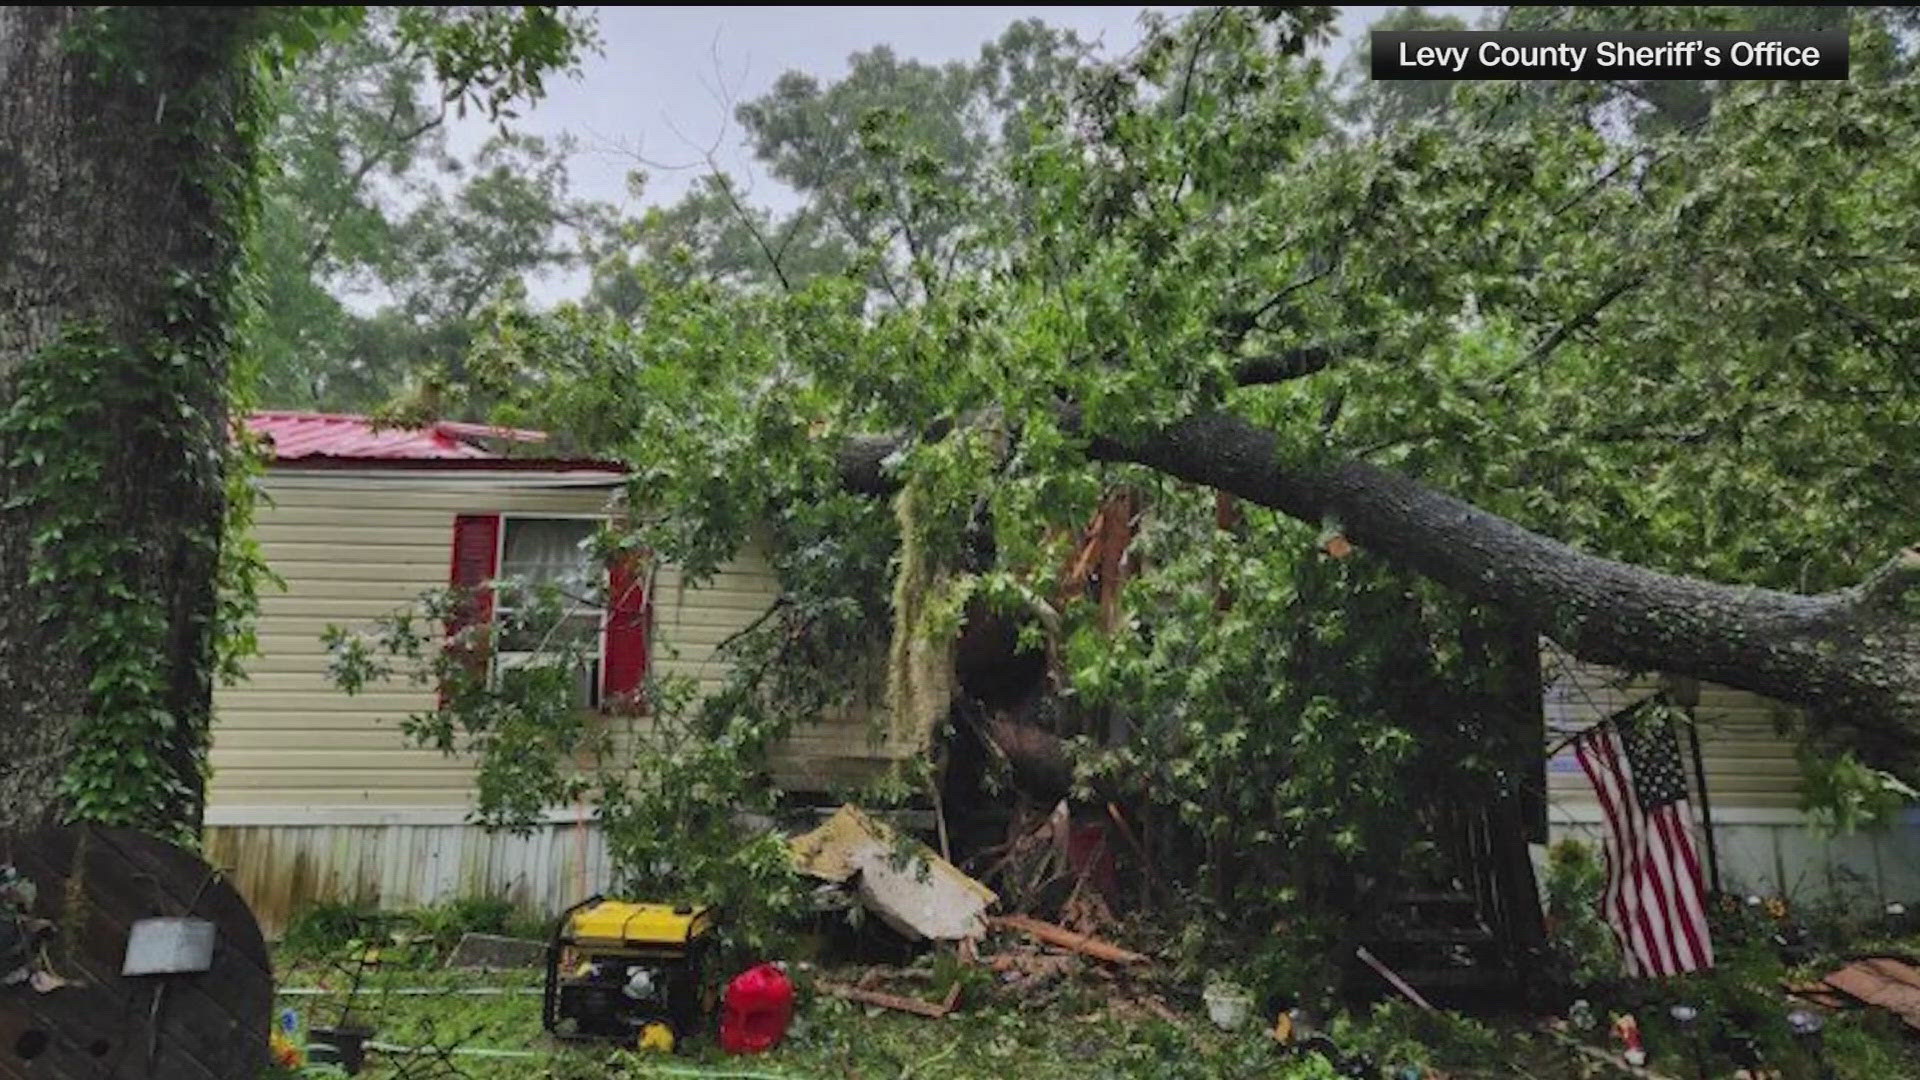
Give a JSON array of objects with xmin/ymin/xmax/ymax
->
[
  {"xmin": 271, "ymin": 943, "xmax": 1593, "ymax": 1080},
  {"xmin": 267, "ymin": 901, "xmax": 1920, "ymax": 1079},
  {"xmin": 276, "ymin": 973, "xmax": 1321, "ymax": 1079}
]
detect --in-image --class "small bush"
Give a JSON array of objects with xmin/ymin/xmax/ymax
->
[
  {"xmin": 1542, "ymin": 838, "xmax": 1620, "ymax": 988},
  {"xmin": 280, "ymin": 893, "xmax": 550, "ymax": 963},
  {"xmin": 280, "ymin": 900, "xmax": 382, "ymax": 958},
  {"xmin": 404, "ymin": 893, "xmax": 544, "ymax": 952},
  {"xmin": 1335, "ymin": 999, "xmax": 1501, "ymax": 1075},
  {"xmin": 1235, "ymin": 917, "xmax": 1343, "ymax": 1017}
]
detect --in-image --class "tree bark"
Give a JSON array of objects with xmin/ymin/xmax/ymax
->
[
  {"xmin": 843, "ymin": 411, "xmax": 1920, "ymax": 776},
  {"xmin": 0, "ymin": 8, "xmax": 257, "ymax": 832},
  {"xmin": 1089, "ymin": 412, "xmax": 1920, "ymax": 776}
]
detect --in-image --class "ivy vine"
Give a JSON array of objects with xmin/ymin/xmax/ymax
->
[
  {"xmin": 0, "ymin": 6, "xmax": 278, "ymax": 838},
  {"xmin": 2, "ymin": 328, "xmax": 207, "ymax": 836}
]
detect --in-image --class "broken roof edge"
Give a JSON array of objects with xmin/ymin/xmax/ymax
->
[
  {"xmin": 243, "ymin": 410, "xmax": 626, "ymax": 473},
  {"xmin": 261, "ymin": 455, "xmax": 630, "ymax": 475},
  {"xmin": 424, "ymin": 417, "xmax": 547, "ymax": 444},
  {"xmin": 250, "ymin": 409, "xmax": 546, "ymax": 439}
]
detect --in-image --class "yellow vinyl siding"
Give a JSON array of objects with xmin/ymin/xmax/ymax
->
[
  {"xmin": 1543, "ymin": 656, "xmax": 1805, "ymax": 818},
  {"xmin": 650, "ymin": 554, "xmax": 912, "ymax": 789},
  {"xmin": 209, "ymin": 469, "xmax": 912, "ymax": 814}
]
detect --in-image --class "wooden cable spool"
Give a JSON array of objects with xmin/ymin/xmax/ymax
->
[{"xmin": 1, "ymin": 825, "xmax": 271, "ymax": 1079}]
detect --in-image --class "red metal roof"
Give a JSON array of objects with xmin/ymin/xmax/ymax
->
[{"xmin": 244, "ymin": 411, "xmax": 621, "ymax": 472}]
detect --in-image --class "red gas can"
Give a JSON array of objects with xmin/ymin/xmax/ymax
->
[{"xmin": 719, "ymin": 962, "xmax": 794, "ymax": 1054}]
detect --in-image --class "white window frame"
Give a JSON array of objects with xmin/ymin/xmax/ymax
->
[{"xmin": 491, "ymin": 513, "xmax": 612, "ymax": 710}]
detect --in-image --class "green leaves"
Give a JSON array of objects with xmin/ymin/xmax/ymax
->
[
  {"xmin": 1798, "ymin": 747, "xmax": 1920, "ymax": 837},
  {"xmin": 324, "ymin": 575, "xmax": 808, "ymax": 952},
  {"xmin": 395, "ymin": 6, "xmax": 1920, "ymax": 933},
  {"xmin": 4, "ymin": 322, "xmax": 231, "ymax": 838},
  {"xmin": 390, "ymin": 6, "xmax": 597, "ymax": 122},
  {"xmin": 252, "ymin": 8, "xmax": 604, "ymax": 411}
]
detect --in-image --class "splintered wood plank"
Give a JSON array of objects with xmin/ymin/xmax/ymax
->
[
  {"xmin": 1822, "ymin": 959, "xmax": 1920, "ymax": 1030},
  {"xmin": 989, "ymin": 914, "xmax": 1148, "ymax": 965},
  {"xmin": 1783, "ymin": 982, "xmax": 1854, "ymax": 1009}
]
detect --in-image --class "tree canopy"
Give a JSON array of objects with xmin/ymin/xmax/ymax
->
[
  {"xmin": 473, "ymin": 3, "xmax": 1919, "ymax": 738},
  {"xmin": 308, "ymin": 4, "xmax": 1920, "ymax": 925},
  {"xmin": 253, "ymin": 6, "xmax": 599, "ymax": 409}
]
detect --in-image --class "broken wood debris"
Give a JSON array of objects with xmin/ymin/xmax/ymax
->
[
  {"xmin": 987, "ymin": 949, "xmax": 1078, "ymax": 993},
  {"xmin": 1535, "ymin": 1024, "xmax": 1683, "ymax": 1080},
  {"xmin": 1355, "ymin": 945, "xmax": 1435, "ymax": 1011},
  {"xmin": 986, "ymin": 951, "xmax": 1074, "ymax": 976},
  {"xmin": 1781, "ymin": 981, "xmax": 1851, "ymax": 1010},
  {"xmin": 1140, "ymin": 996, "xmax": 1181, "ymax": 1025},
  {"xmin": 815, "ymin": 978, "xmax": 963, "ymax": 1018},
  {"xmin": 791, "ymin": 806, "xmax": 997, "ymax": 942},
  {"xmin": 1810, "ymin": 955, "xmax": 1920, "ymax": 1029},
  {"xmin": 988, "ymin": 914, "xmax": 1147, "ymax": 965},
  {"xmin": 977, "ymin": 800, "xmax": 1076, "ymax": 914},
  {"xmin": 1103, "ymin": 802, "xmax": 1170, "ymax": 908}
]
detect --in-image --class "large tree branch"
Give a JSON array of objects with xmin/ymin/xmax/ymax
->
[
  {"xmin": 1089, "ymin": 411, "xmax": 1920, "ymax": 774},
  {"xmin": 838, "ymin": 343, "xmax": 1336, "ymax": 491},
  {"xmin": 839, "ymin": 401, "xmax": 1920, "ymax": 774},
  {"xmin": 303, "ymin": 104, "xmax": 448, "ymax": 275},
  {"xmin": 1230, "ymin": 345, "xmax": 1338, "ymax": 385},
  {"xmin": 839, "ymin": 416, "xmax": 956, "ymax": 495}
]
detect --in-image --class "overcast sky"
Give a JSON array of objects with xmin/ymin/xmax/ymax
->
[{"xmin": 446, "ymin": 6, "xmax": 1482, "ymax": 301}]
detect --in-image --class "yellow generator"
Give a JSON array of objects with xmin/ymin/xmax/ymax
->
[{"xmin": 542, "ymin": 895, "xmax": 717, "ymax": 1051}]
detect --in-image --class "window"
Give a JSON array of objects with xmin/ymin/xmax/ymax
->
[
  {"xmin": 448, "ymin": 513, "xmax": 652, "ymax": 712},
  {"xmin": 496, "ymin": 518, "xmax": 604, "ymax": 710}
]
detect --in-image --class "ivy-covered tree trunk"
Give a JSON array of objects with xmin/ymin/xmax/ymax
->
[{"xmin": 0, "ymin": 7, "xmax": 259, "ymax": 834}]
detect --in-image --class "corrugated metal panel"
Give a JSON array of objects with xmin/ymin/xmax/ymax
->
[
  {"xmin": 203, "ymin": 819, "xmax": 615, "ymax": 935},
  {"xmin": 247, "ymin": 411, "xmax": 541, "ymax": 460}
]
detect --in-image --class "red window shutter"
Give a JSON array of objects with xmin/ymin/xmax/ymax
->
[
  {"xmin": 602, "ymin": 551, "xmax": 651, "ymax": 706},
  {"xmin": 445, "ymin": 513, "xmax": 501, "ymax": 700}
]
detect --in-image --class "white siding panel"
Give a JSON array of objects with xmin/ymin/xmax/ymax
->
[
  {"xmin": 211, "ymin": 469, "xmax": 917, "ymax": 820},
  {"xmin": 1543, "ymin": 653, "xmax": 1805, "ymax": 814},
  {"xmin": 1548, "ymin": 807, "xmax": 1920, "ymax": 915},
  {"xmin": 212, "ymin": 474, "xmax": 624, "ymax": 811}
]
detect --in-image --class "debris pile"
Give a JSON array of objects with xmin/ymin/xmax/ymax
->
[{"xmin": 789, "ymin": 802, "xmax": 1181, "ymax": 1025}]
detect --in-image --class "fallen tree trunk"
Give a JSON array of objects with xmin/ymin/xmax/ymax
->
[
  {"xmin": 1090, "ymin": 412, "xmax": 1920, "ymax": 776},
  {"xmin": 841, "ymin": 411, "xmax": 1920, "ymax": 776}
]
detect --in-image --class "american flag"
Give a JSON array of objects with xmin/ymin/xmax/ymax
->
[{"xmin": 1572, "ymin": 698, "xmax": 1715, "ymax": 978}]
